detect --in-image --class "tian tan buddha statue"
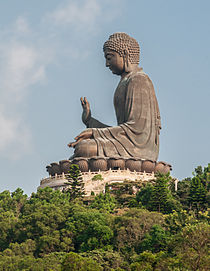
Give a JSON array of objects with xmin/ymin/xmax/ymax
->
[
  {"xmin": 68, "ymin": 32, "xmax": 161, "ymax": 161},
  {"xmin": 47, "ymin": 33, "xmax": 171, "ymax": 176}
]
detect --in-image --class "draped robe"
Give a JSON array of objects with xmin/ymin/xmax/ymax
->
[{"xmin": 84, "ymin": 67, "xmax": 161, "ymax": 161}]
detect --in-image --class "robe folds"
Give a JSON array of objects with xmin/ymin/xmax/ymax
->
[{"xmin": 86, "ymin": 68, "xmax": 161, "ymax": 161}]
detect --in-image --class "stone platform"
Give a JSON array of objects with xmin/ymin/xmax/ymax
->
[
  {"xmin": 39, "ymin": 169, "xmax": 161, "ymax": 196},
  {"xmin": 41, "ymin": 156, "xmax": 176, "ymax": 196}
]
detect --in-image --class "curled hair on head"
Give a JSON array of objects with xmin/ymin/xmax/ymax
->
[{"xmin": 103, "ymin": 32, "xmax": 140, "ymax": 65}]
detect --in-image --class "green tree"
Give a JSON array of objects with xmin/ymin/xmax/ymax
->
[
  {"xmin": 114, "ymin": 209, "xmax": 164, "ymax": 255},
  {"xmin": 61, "ymin": 252, "xmax": 102, "ymax": 271},
  {"xmin": 188, "ymin": 175, "xmax": 207, "ymax": 214},
  {"xmin": 17, "ymin": 201, "xmax": 74, "ymax": 255},
  {"xmin": 0, "ymin": 250, "xmax": 64, "ymax": 271},
  {"xmin": 92, "ymin": 174, "xmax": 103, "ymax": 181},
  {"xmin": 171, "ymin": 178, "xmax": 191, "ymax": 210},
  {"xmin": 140, "ymin": 225, "xmax": 170, "ymax": 253},
  {"xmin": 150, "ymin": 173, "xmax": 180, "ymax": 214},
  {"xmin": 8, "ymin": 239, "xmax": 36, "ymax": 256},
  {"xmin": 31, "ymin": 187, "xmax": 70, "ymax": 206},
  {"xmin": 193, "ymin": 164, "xmax": 210, "ymax": 185},
  {"xmin": 11, "ymin": 188, "xmax": 28, "ymax": 216},
  {"xmin": 0, "ymin": 189, "xmax": 27, "ymax": 251},
  {"xmin": 90, "ymin": 192, "xmax": 116, "ymax": 212},
  {"xmin": 151, "ymin": 173, "xmax": 170, "ymax": 213},
  {"xmin": 65, "ymin": 164, "xmax": 85, "ymax": 200},
  {"xmin": 187, "ymin": 164, "xmax": 210, "ymax": 215},
  {"xmin": 0, "ymin": 211, "xmax": 17, "ymax": 251},
  {"xmin": 0, "ymin": 189, "xmax": 27, "ymax": 215},
  {"xmin": 136, "ymin": 183, "xmax": 153, "ymax": 209},
  {"xmin": 15, "ymin": 188, "xmax": 74, "ymax": 255},
  {"xmin": 130, "ymin": 251, "xmax": 180, "ymax": 271},
  {"xmin": 65, "ymin": 205, "xmax": 113, "ymax": 252},
  {"xmin": 164, "ymin": 209, "xmax": 197, "ymax": 235},
  {"xmin": 81, "ymin": 249, "xmax": 128, "ymax": 270},
  {"xmin": 174, "ymin": 222, "xmax": 210, "ymax": 271}
]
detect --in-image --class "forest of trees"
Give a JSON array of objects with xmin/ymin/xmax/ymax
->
[{"xmin": 0, "ymin": 164, "xmax": 209, "ymax": 270}]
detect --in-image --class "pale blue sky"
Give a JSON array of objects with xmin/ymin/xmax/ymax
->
[{"xmin": 0, "ymin": 0, "xmax": 209, "ymax": 195}]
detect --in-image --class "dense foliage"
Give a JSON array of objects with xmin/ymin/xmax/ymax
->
[
  {"xmin": 65, "ymin": 164, "xmax": 85, "ymax": 200},
  {"xmin": 0, "ymin": 164, "xmax": 209, "ymax": 270}
]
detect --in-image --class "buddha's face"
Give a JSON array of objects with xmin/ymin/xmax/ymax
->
[{"xmin": 104, "ymin": 50, "xmax": 124, "ymax": 75}]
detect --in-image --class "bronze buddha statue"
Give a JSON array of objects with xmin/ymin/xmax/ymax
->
[{"xmin": 68, "ymin": 33, "xmax": 161, "ymax": 162}]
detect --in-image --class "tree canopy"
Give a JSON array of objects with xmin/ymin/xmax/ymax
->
[{"xmin": 0, "ymin": 164, "xmax": 209, "ymax": 270}]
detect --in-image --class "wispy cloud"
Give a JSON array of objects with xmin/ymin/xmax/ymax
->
[
  {"xmin": 44, "ymin": 0, "xmax": 123, "ymax": 59},
  {"xmin": 1, "ymin": 43, "xmax": 45, "ymax": 102},
  {"xmin": 48, "ymin": 0, "xmax": 101, "ymax": 32},
  {"xmin": 0, "ymin": 17, "xmax": 51, "ymax": 159},
  {"xmin": 46, "ymin": 0, "xmax": 122, "ymax": 35},
  {"xmin": 0, "ymin": 0, "xmax": 123, "ymax": 159},
  {"xmin": 0, "ymin": 111, "xmax": 31, "ymax": 160},
  {"xmin": 15, "ymin": 16, "xmax": 30, "ymax": 34}
]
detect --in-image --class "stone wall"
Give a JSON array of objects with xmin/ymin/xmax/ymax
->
[{"xmin": 39, "ymin": 168, "xmax": 159, "ymax": 196}]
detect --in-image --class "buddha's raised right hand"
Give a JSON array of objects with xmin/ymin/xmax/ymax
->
[{"xmin": 81, "ymin": 97, "xmax": 91, "ymax": 125}]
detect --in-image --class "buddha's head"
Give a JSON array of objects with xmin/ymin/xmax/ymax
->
[{"xmin": 103, "ymin": 33, "xmax": 140, "ymax": 75}]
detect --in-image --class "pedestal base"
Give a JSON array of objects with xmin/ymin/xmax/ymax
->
[{"xmin": 39, "ymin": 169, "xmax": 157, "ymax": 196}]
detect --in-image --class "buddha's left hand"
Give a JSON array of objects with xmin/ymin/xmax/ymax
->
[{"xmin": 67, "ymin": 129, "xmax": 93, "ymax": 148}]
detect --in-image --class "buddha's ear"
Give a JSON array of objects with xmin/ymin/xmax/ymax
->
[{"xmin": 123, "ymin": 49, "xmax": 132, "ymax": 72}]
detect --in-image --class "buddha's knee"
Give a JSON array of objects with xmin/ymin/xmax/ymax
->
[{"xmin": 74, "ymin": 139, "xmax": 97, "ymax": 157}]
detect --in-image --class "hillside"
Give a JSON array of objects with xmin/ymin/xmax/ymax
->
[{"xmin": 0, "ymin": 164, "xmax": 209, "ymax": 270}]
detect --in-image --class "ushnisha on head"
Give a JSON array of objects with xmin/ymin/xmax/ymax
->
[{"xmin": 103, "ymin": 32, "xmax": 140, "ymax": 65}]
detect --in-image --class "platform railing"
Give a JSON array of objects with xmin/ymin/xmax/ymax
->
[{"xmin": 41, "ymin": 169, "xmax": 155, "ymax": 185}]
